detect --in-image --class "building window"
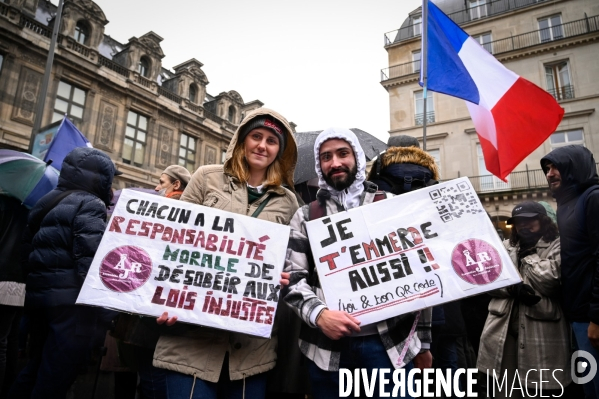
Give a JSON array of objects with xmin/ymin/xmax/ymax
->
[
  {"xmin": 412, "ymin": 50, "xmax": 421, "ymax": 73},
  {"xmin": 227, "ymin": 106, "xmax": 236, "ymax": 123},
  {"xmin": 189, "ymin": 85, "xmax": 197, "ymax": 103},
  {"xmin": 473, "ymin": 32, "xmax": 493, "ymax": 53},
  {"xmin": 414, "ymin": 91, "xmax": 434, "ymax": 125},
  {"xmin": 138, "ymin": 57, "xmax": 150, "ymax": 77},
  {"xmin": 52, "ymin": 81, "xmax": 86, "ymax": 125},
  {"xmin": 469, "ymin": 0, "xmax": 487, "ymax": 20},
  {"xmin": 545, "ymin": 61, "xmax": 574, "ymax": 100},
  {"xmin": 412, "ymin": 16, "xmax": 422, "ymax": 36},
  {"xmin": 477, "ymin": 144, "xmax": 510, "ymax": 191},
  {"xmin": 550, "ymin": 129, "xmax": 584, "ymax": 150},
  {"xmin": 122, "ymin": 111, "xmax": 147, "ymax": 167},
  {"xmin": 74, "ymin": 21, "xmax": 89, "ymax": 45},
  {"xmin": 428, "ymin": 148, "xmax": 441, "ymax": 178},
  {"xmin": 539, "ymin": 15, "xmax": 563, "ymax": 42},
  {"xmin": 178, "ymin": 133, "xmax": 196, "ymax": 171},
  {"xmin": 221, "ymin": 149, "xmax": 227, "ymax": 164}
]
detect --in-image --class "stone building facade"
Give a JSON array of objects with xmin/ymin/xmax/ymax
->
[
  {"xmin": 0, "ymin": 0, "xmax": 269, "ymax": 188},
  {"xmin": 381, "ymin": 0, "xmax": 599, "ymax": 236}
]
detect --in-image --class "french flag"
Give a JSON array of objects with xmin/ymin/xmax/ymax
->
[{"xmin": 421, "ymin": 1, "xmax": 564, "ymax": 180}]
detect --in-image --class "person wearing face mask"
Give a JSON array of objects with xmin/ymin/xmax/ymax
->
[
  {"xmin": 154, "ymin": 165, "xmax": 191, "ymax": 199},
  {"xmin": 477, "ymin": 201, "xmax": 571, "ymax": 398}
]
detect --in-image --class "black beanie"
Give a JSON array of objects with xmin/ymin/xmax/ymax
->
[
  {"xmin": 387, "ymin": 135, "xmax": 420, "ymax": 148},
  {"xmin": 239, "ymin": 116, "xmax": 287, "ymax": 158}
]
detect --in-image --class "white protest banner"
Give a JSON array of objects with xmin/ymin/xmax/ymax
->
[
  {"xmin": 305, "ymin": 177, "xmax": 521, "ymax": 326},
  {"xmin": 76, "ymin": 189, "xmax": 290, "ymax": 338}
]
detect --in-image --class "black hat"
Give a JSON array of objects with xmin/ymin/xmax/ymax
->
[
  {"xmin": 239, "ymin": 116, "xmax": 287, "ymax": 158},
  {"xmin": 387, "ymin": 135, "xmax": 420, "ymax": 148},
  {"xmin": 507, "ymin": 201, "xmax": 547, "ymax": 225}
]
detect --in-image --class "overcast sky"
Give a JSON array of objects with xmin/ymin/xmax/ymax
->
[{"xmin": 91, "ymin": 0, "xmax": 421, "ymax": 142}]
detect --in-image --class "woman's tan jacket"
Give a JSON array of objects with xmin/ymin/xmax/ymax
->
[
  {"xmin": 153, "ymin": 108, "xmax": 299, "ymax": 382},
  {"xmin": 477, "ymin": 238, "xmax": 571, "ymax": 389}
]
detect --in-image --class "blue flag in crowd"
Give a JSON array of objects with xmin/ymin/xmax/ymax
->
[{"xmin": 43, "ymin": 117, "xmax": 92, "ymax": 171}]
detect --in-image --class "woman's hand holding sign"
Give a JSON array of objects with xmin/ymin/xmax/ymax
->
[
  {"xmin": 156, "ymin": 312, "xmax": 178, "ymax": 326},
  {"xmin": 316, "ymin": 309, "xmax": 361, "ymax": 340}
]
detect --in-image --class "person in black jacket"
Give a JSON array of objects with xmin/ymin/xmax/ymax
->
[
  {"xmin": 0, "ymin": 196, "xmax": 29, "ymax": 397},
  {"xmin": 368, "ymin": 141, "xmax": 469, "ymax": 398},
  {"xmin": 8, "ymin": 147, "xmax": 119, "ymax": 399},
  {"xmin": 541, "ymin": 145, "xmax": 599, "ymax": 398}
]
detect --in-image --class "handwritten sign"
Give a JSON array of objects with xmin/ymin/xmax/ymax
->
[
  {"xmin": 76, "ymin": 189, "xmax": 290, "ymax": 338},
  {"xmin": 305, "ymin": 177, "xmax": 520, "ymax": 326}
]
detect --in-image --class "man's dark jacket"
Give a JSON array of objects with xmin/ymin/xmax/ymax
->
[
  {"xmin": 541, "ymin": 145, "xmax": 599, "ymax": 323},
  {"xmin": 25, "ymin": 147, "xmax": 116, "ymax": 308},
  {"xmin": 0, "ymin": 196, "xmax": 29, "ymax": 284}
]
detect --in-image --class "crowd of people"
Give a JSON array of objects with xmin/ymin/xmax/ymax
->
[{"xmin": 0, "ymin": 107, "xmax": 598, "ymax": 399}]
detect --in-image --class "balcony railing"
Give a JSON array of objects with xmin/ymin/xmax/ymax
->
[
  {"xmin": 382, "ymin": 15, "xmax": 599, "ymax": 82},
  {"xmin": 64, "ymin": 37, "xmax": 90, "ymax": 58},
  {"xmin": 133, "ymin": 74, "xmax": 155, "ymax": 90},
  {"xmin": 98, "ymin": 56, "xmax": 130, "ymax": 78},
  {"xmin": 385, "ymin": 0, "xmax": 552, "ymax": 45},
  {"xmin": 381, "ymin": 60, "xmax": 420, "ymax": 81},
  {"xmin": 158, "ymin": 86, "xmax": 182, "ymax": 103},
  {"xmin": 489, "ymin": 15, "xmax": 599, "ymax": 54},
  {"xmin": 547, "ymin": 85, "xmax": 575, "ymax": 101},
  {"xmin": 0, "ymin": 2, "xmax": 9, "ymax": 17},
  {"xmin": 184, "ymin": 100, "xmax": 203, "ymax": 115},
  {"xmin": 204, "ymin": 109, "xmax": 226, "ymax": 124},
  {"xmin": 451, "ymin": 163, "xmax": 599, "ymax": 194},
  {"xmin": 20, "ymin": 15, "xmax": 52, "ymax": 38},
  {"xmin": 415, "ymin": 111, "xmax": 435, "ymax": 125}
]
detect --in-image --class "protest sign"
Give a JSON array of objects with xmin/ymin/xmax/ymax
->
[
  {"xmin": 77, "ymin": 189, "xmax": 290, "ymax": 338},
  {"xmin": 305, "ymin": 177, "xmax": 521, "ymax": 326}
]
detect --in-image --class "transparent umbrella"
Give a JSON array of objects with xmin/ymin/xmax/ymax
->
[{"xmin": 0, "ymin": 149, "xmax": 60, "ymax": 209}]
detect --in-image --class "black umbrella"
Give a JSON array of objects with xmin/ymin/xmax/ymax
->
[{"xmin": 293, "ymin": 129, "xmax": 388, "ymax": 185}]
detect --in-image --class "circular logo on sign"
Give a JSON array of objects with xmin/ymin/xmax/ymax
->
[
  {"xmin": 451, "ymin": 239, "xmax": 502, "ymax": 285},
  {"xmin": 99, "ymin": 246, "xmax": 152, "ymax": 292}
]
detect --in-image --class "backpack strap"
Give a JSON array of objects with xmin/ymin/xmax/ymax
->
[
  {"xmin": 308, "ymin": 198, "xmax": 326, "ymax": 221},
  {"xmin": 250, "ymin": 194, "xmax": 271, "ymax": 218},
  {"xmin": 576, "ymin": 185, "xmax": 599, "ymax": 231},
  {"xmin": 373, "ymin": 191, "xmax": 388, "ymax": 202}
]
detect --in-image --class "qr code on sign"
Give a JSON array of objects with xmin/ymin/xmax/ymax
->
[{"xmin": 429, "ymin": 181, "xmax": 484, "ymax": 223}]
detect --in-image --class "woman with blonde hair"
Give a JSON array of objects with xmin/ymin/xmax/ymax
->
[{"xmin": 152, "ymin": 108, "xmax": 298, "ymax": 399}]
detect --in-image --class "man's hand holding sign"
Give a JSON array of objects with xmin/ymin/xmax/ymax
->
[{"xmin": 305, "ymin": 177, "xmax": 521, "ymax": 327}]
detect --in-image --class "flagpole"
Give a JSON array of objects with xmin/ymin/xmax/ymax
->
[
  {"xmin": 422, "ymin": 0, "xmax": 429, "ymax": 151},
  {"xmin": 29, "ymin": 0, "xmax": 64, "ymax": 154}
]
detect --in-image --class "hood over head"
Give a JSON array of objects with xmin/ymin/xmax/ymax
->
[
  {"xmin": 314, "ymin": 127, "xmax": 366, "ymax": 210},
  {"xmin": 367, "ymin": 146, "xmax": 440, "ymax": 182},
  {"xmin": 223, "ymin": 107, "xmax": 297, "ymax": 189},
  {"xmin": 540, "ymin": 145, "xmax": 598, "ymax": 200},
  {"xmin": 57, "ymin": 147, "xmax": 117, "ymax": 206}
]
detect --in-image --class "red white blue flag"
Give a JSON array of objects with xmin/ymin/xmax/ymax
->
[{"xmin": 421, "ymin": 0, "xmax": 564, "ymax": 180}]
